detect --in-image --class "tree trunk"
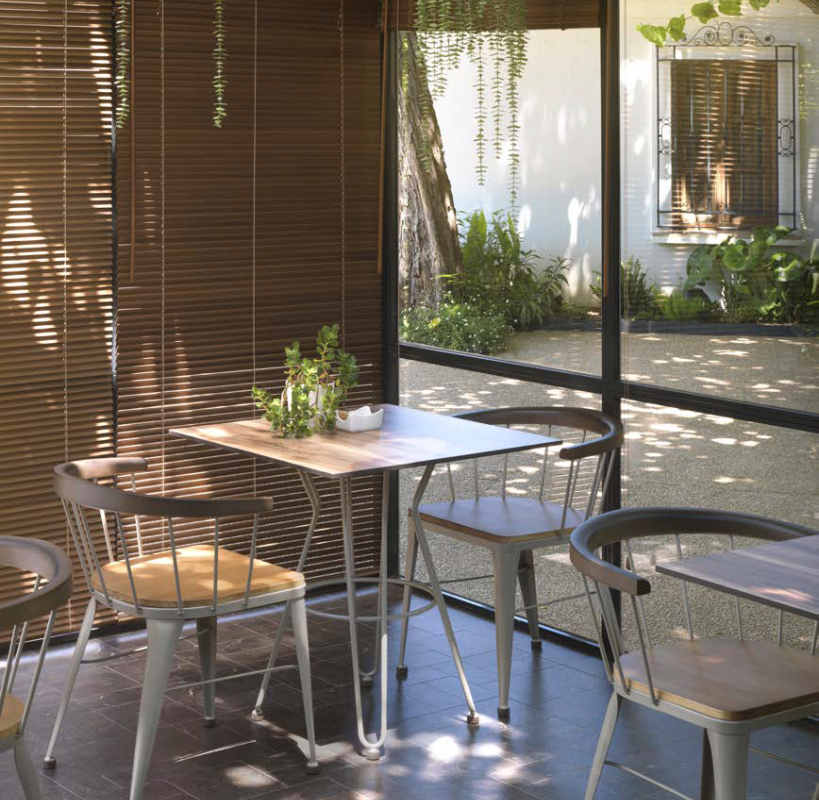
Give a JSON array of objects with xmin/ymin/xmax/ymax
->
[{"xmin": 398, "ymin": 33, "xmax": 462, "ymax": 313}]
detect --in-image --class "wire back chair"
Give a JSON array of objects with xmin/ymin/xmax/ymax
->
[
  {"xmin": 47, "ymin": 457, "xmax": 318, "ymax": 800},
  {"xmin": 0, "ymin": 536, "xmax": 72, "ymax": 800},
  {"xmin": 570, "ymin": 507, "xmax": 819, "ymax": 800},
  {"xmin": 397, "ymin": 406, "xmax": 623, "ymax": 720}
]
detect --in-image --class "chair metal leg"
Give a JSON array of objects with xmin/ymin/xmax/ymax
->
[
  {"xmin": 15, "ymin": 739, "xmax": 42, "ymax": 800},
  {"xmin": 584, "ymin": 691, "xmax": 620, "ymax": 800},
  {"xmin": 493, "ymin": 548, "xmax": 519, "ymax": 721},
  {"xmin": 291, "ymin": 594, "xmax": 320, "ymax": 774},
  {"xmin": 517, "ymin": 549, "xmax": 541, "ymax": 649},
  {"xmin": 396, "ymin": 513, "xmax": 419, "ymax": 679},
  {"xmin": 700, "ymin": 728, "xmax": 715, "ymax": 800},
  {"xmin": 705, "ymin": 730, "xmax": 749, "ymax": 800},
  {"xmin": 43, "ymin": 596, "xmax": 96, "ymax": 768},
  {"xmin": 196, "ymin": 616, "xmax": 217, "ymax": 727},
  {"xmin": 130, "ymin": 618, "xmax": 183, "ymax": 800}
]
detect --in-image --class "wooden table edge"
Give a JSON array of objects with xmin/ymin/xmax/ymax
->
[{"xmin": 169, "ymin": 425, "xmax": 563, "ymax": 480}]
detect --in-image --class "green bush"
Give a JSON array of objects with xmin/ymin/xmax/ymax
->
[
  {"xmin": 400, "ymin": 302, "xmax": 510, "ymax": 355},
  {"xmin": 661, "ymin": 289, "xmax": 712, "ymax": 322},
  {"xmin": 445, "ymin": 210, "xmax": 568, "ymax": 330},
  {"xmin": 590, "ymin": 257, "xmax": 663, "ymax": 320}
]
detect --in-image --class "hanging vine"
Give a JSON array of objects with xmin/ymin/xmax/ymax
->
[
  {"xmin": 213, "ymin": 0, "xmax": 228, "ymax": 127},
  {"xmin": 115, "ymin": 0, "xmax": 130, "ymax": 128},
  {"xmin": 410, "ymin": 0, "xmax": 528, "ymax": 208}
]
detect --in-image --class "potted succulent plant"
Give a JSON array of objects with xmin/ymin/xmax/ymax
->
[{"xmin": 252, "ymin": 325, "xmax": 359, "ymax": 438}]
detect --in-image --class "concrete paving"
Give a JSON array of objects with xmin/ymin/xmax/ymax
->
[{"xmin": 398, "ymin": 328, "xmax": 818, "ymax": 649}]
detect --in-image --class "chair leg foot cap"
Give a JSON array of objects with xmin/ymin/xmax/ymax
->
[
  {"xmin": 466, "ymin": 712, "xmax": 480, "ymax": 726},
  {"xmin": 361, "ymin": 675, "xmax": 373, "ymax": 688},
  {"xmin": 43, "ymin": 757, "xmax": 56, "ymax": 771},
  {"xmin": 395, "ymin": 665, "xmax": 408, "ymax": 679},
  {"xmin": 251, "ymin": 708, "xmax": 265, "ymax": 722},
  {"xmin": 364, "ymin": 747, "xmax": 381, "ymax": 761},
  {"xmin": 305, "ymin": 762, "xmax": 321, "ymax": 775},
  {"xmin": 204, "ymin": 718, "xmax": 217, "ymax": 728},
  {"xmin": 530, "ymin": 640, "xmax": 542, "ymax": 651},
  {"xmin": 498, "ymin": 707, "xmax": 511, "ymax": 721}
]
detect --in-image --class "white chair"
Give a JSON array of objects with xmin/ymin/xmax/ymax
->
[
  {"xmin": 0, "ymin": 536, "xmax": 72, "ymax": 799},
  {"xmin": 398, "ymin": 407, "xmax": 623, "ymax": 720},
  {"xmin": 46, "ymin": 457, "xmax": 319, "ymax": 800},
  {"xmin": 570, "ymin": 507, "xmax": 819, "ymax": 800}
]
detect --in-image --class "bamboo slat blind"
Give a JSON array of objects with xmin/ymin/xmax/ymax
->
[
  {"xmin": 0, "ymin": 1, "xmax": 115, "ymax": 637},
  {"xmin": 670, "ymin": 59, "xmax": 778, "ymax": 230},
  {"xmin": 390, "ymin": 0, "xmax": 601, "ymax": 30},
  {"xmin": 114, "ymin": 0, "xmax": 385, "ymax": 581}
]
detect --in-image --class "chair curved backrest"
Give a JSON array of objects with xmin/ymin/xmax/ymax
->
[
  {"xmin": 450, "ymin": 407, "xmax": 624, "ymax": 524},
  {"xmin": 53, "ymin": 458, "xmax": 275, "ymax": 618},
  {"xmin": 569, "ymin": 507, "xmax": 818, "ymax": 697},
  {"xmin": 0, "ymin": 537, "xmax": 72, "ymax": 740}
]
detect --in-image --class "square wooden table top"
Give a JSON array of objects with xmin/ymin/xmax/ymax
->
[
  {"xmin": 657, "ymin": 534, "xmax": 819, "ymax": 621},
  {"xmin": 170, "ymin": 403, "xmax": 562, "ymax": 479}
]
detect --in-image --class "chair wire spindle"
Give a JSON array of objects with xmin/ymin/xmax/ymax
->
[
  {"xmin": 0, "ymin": 625, "xmax": 19, "ymax": 712},
  {"xmin": 166, "ymin": 517, "xmax": 184, "ymax": 616},
  {"xmin": 19, "ymin": 608, "xmax": 57, "ymax": 734},
  {"xmin": 584, "ymin": 453, "xmax": 605, "ymax": 520},
  {"xmin": 446, "ymin": 462, "xmax": 456, "ymax": 501},
  {"xmin": 131, "ymin": 474, "xmax": 144, "ymax": 556},
  {"xmin": 581, "ymin": 575, "xmax": 611, "ymax": 682},
  {"xmin": 244, "ymin": 513, "xmax": 259, "ymax": 606},
  {"xmin": 538, "ymin": 425, "xmax": 552, "ymax": 502},
  {"xmin": 624, "ymin": 539, "xmax": 650, "ymax": 646},
  {"xmin": 6, "ymin": 575, "xmax": 42, "ymax": 690},
  {"xmin": 501, "ymin": 424, "xmax": 510, "ymax": 499},
  {"xmin": 598, "ymin": 450, "xmax": 616, "ymax": 515},
  {"xmin": 629, "ymin": 593, "xmax": 659, "ymax": 705},
  {"xmin": 560, "ymin": 460, "xmax": 576, "ymax": 528},
  {"xmin": 114, "ymin": 511, "xmax": 142, "ymax": 614},
  {"xmin": 674, "ymin": 534, "xmax": 694, "ymax": 640},
  {"xmin": 75, "ymin": 503, "xmax": 111, "ymax": 605},
  {"xmin": 728, "ymin": 534, "xmax": 744, "ymax": 640},
  {"xmin": 598, "ymin": 584, "xmax": 629, "ymax": 692},
  {"xmin": 97, "ymin": 502, "xmax": 115, "ymax": 562},
  {"xmin": 62, "ymin": 499, "xmax": 93, "ymax": 597},
  {"xmin": 212, "ymin": 517, "xmax": 220, "ymax": 612}
]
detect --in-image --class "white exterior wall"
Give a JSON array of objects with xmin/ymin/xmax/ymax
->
[{"xmin": 432, "ymin": 0, "xmax": 818, "ymax": 304}]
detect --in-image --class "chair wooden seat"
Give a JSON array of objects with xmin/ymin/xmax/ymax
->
[
  {"xmin": 0, "ymin": 694, "xmax": 24, "ymax": 740},
  {"xmin": 417, "ymin": 497, "xmax": 586, "ymax": 543},
  {"xmin": 617, "ymin": 639, "xmax": 819, "ymax": 721},
  {"xmin": 92, "ymin": 545, "xmax": 304, "ymax": 608}
]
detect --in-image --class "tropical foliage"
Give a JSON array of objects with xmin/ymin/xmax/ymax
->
[
  {"xmin": 252, "ymin": 325, "xmax": 359, "ymax": 438},
  {"xmin": 401, "ymin": 302, "xmax": 510, "ymax": 354},
  {"xmin": 590, "ymin": 257, "xmax": 663, "ymax": 321}
]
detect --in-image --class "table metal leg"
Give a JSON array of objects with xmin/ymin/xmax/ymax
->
[
  {"xmin": 253, "ymin": 471, "xmax": 321, "ymax": 719},
  {"xmin": 410, "ymin": 464, "xmax": 479, "ymax": 725},
  {"xmin": 340, "ymin": 475, "xmax": 390, "ymax": 760}
]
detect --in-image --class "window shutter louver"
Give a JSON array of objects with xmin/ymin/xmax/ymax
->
[{"xmin": 0, "ymin": 0, "xmax": 115, "ymax": 638}]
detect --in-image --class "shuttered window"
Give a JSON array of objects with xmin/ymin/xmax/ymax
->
[
  {"xmin": 669, "ymin": 59, "xmax": 779, "ymax": 230},
  {"xmin": 115, "ymin": 0, "xmax": 385, "ymax": 580},
  {"xmin": 0, "ymin": 1, "xmax": 115, "ymax": 636}
]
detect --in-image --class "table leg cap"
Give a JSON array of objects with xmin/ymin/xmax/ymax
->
[
  {"xmin": 498, "ymin": 706, "xmax": 511, "ymax": 721},
  {"xmin": 204, "ymin": 718, "xmax": 217, "ymax": 728},
  {"xmin": 364, "ymin": 747, "xmax": 381, "ymax": 761},
  {"xmin": 531, "ymin": 639, "xmax": 542, "ymax": 651},
  {"xmin": 395, "ymin": 665, "xmax": 408, "ymax": 679},
  {"xmin": 361, "ymin": 675, "xmax": 374, "ymax": 688},
  {"xmin": 466, "ymin": 712, "xmax": 480, "ymax": 726},
  {"xmin": 43, "ymin": 758, "xmax": 57, "ymax": 771},
  {"xmin": 251, "ymin": 708, "xmax": 265, "ymax": 722},
  {"xmin": 306, "ymin": 762, "xmax": 321, "ymax": 775}
]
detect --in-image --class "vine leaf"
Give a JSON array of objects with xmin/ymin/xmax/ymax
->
[
  {"xmin": 691, "ymin": 2, "xmax": 719, "ymax": 22},
  {"xmin": 718, "ymin": 0, "xmax": 743, "ymax": 15},
  {"xmin": 637, "ymin": 23, "xmax": 670, "ymax": 46},
  {"xmin": 668, "ymin": 14, "xmax": 687, "ymax": 41}
]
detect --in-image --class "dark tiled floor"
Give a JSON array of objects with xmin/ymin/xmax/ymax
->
[{"xmin": 5, "ymin": 589, "xmax": 819, "ymax": 799}]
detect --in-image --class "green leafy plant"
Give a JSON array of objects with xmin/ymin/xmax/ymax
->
[
  {"xmin": 661, "ymin": 288, "xmax": 713, "ymax": 321},
  {"xmin": 683, "ymin": 226, "xmax": 818, "ymax": 324},
  {"xmin": 410, "ymin": 0, "xmax": 528, "ymax": 207},
  {"xmin": 213, "ymin": 0, "xmax": 227, "ymax": 127},
  {"xmin": 590, "ymin": 257, "xmax": 663, "ymax": 320},
  {"xmin": 637, "ymin": 1, "xmax": 780, "ymax": 47},
  {"xmin": 252, "ymin": 325, "xmax": 359, "ymax": 438},
  {"xmin": 446, "ymin": 210, "xmax": 567, "ymax": 330},
  {"xmin": 401, "ymin": 302, "xmax": 510, "ymax": 354}
]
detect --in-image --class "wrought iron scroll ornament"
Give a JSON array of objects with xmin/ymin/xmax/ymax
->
[{"xmin": 682, "ymin": 22, "xmax": 775, "ymax": 47}]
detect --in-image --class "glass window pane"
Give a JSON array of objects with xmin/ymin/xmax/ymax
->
[
  {"xmin": 398, "ymin": 29, "xmax": 602, "ymax": 376},
  {"xmin": 621, "ymin": 5, "xmax": 817, "ymax": 412}
]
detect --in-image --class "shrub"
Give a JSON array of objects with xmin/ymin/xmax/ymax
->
[
  {"xmin": 661, "ymin": 289, "xmax": 712, "ymax": 322},
  {"xmin": 590, "ymin": 257, "xmax": 663, "ymax": 320},
  {"xmin": 445, "ymin": 210, "xmax": 568, "ymax": 330},
  {"xmin": 400, "ymin": 302, "xmax": 510, "ymax": 355}
]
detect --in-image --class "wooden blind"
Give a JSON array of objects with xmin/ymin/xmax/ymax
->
[
  {"xmin": 391, "ymin": 0, "xmax": 601, "ymax": 30},
  {"xmin": 115, "ymin": 0, "xmax": 385, "ymax": 579},
  {"xmin": 670, "ymin": 59, "xmax": 778, "ymax": 230},
  {"xmin": 0, "ymin": 1, "xmax": 115, "ymax": 636}
]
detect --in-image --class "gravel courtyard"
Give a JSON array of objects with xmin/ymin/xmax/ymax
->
[{"xmin": 398, "ymin": 328, "xmax": 818, "ymax": 649}]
